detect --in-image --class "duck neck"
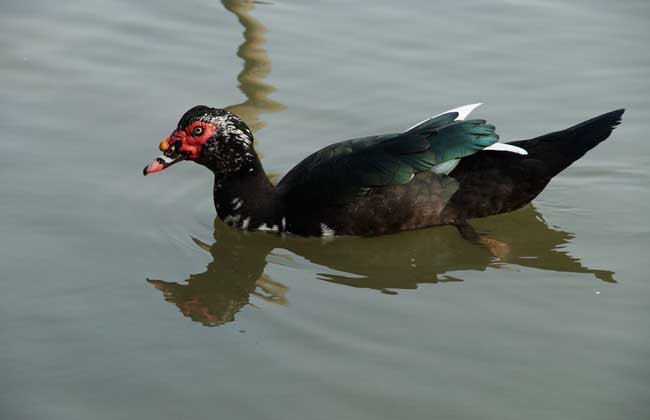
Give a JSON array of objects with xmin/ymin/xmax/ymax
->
[{"xmin": 212, "ymin": 159, "xmax": 283, "ymax": 232}]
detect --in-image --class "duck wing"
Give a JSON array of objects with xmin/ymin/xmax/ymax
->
[{"xmin": 277, "ymin": 112, "xmax": 500, "ymax": 205}]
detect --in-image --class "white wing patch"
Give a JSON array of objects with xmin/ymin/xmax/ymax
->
[
  {"xmin": 406, "ymin": 103, "xmax": 528, "ymax": 156},
  {"xmin": 483, "ymin": 143, "xmax": 528, "ymax": 155},
  {"xmin": 406, "ymin": 103, "xmax": 483, "ymax": 132},
  {"xmin": 431, "ymin": 159, "xmax": 460, "ymax": 175},
  {"xmin": 445, "ymin": 103, "xmax": 483, "ymax": 121}
]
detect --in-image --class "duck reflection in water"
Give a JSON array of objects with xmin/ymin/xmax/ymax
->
[{"xmin": 147, "ymin": 205, "xmax": 615, "ymax": 326}]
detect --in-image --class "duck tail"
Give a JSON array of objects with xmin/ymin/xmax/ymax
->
[
  {"xmin": 444, "ymin": 109, "xmax": 625, "ymax": 220},
  {"xmin": 508, "ymin": 109, "xmax": 625, "ymax": 177}
]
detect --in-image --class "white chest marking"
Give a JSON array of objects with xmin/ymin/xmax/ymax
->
[
  {"xmin": 257, "ymin": 223, "xmax": 279, "ymax": 232},
  {"xmin": 231, "ymin": 197, "xmax": 243, "ymax": 210},
  {"xmin": 224, "ymin": 214, "xmax": 241, "ymax": 226},
  {"xmin": 320, "ymin": 223, "xmax": 335, "ymax": 237}
]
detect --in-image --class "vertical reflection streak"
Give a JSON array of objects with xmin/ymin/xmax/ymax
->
[{"xmin": 222, "ymin": 0, "xmax": 286, "ymax": 134}]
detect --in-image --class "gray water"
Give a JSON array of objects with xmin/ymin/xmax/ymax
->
[{"xmin": 1, "ymin": 1, "xmax": 649, "ymax": 419}]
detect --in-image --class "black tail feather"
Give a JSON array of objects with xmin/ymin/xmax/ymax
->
[
  {"xmin": 445, "ymin": 109, "xmax": 625, "ymax": 220},
  {"xmin": 509, "ymin": 109, "xmax": 625, "ymax": 178}
]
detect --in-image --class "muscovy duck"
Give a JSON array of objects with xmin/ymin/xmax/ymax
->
[{"xmin": 143, "ymin": 104, "xmax": 624, "ymax": 237}]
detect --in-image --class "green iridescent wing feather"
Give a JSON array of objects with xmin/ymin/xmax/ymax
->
[{"xmin": 277, "ymin": 114, "xmax": 499, "ymax": 204}]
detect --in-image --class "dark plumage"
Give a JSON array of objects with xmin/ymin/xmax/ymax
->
[
  {"xmin": 144, "ymin": 105, "xmax": 624, "ymax": 237},
  {"xmin": 442, "ymin": 109, "xmax": 626, "ymax": 221}
]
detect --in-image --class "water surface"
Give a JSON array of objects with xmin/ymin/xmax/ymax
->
[{"xmin": 1, "ymin": 1, "xmax": 649, "ymax": 419}]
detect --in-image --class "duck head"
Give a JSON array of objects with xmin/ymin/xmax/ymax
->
[{"xmin": 143, "ymin": 105, "xmax": 255, "ymax": 176}]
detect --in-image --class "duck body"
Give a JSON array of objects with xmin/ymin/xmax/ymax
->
[{"xmin": 144, "ymin": 104, "xmax": 624, "ymax": 237}]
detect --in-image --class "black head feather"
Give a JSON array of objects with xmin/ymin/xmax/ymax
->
[{"xmin": 177, "ymin": 105, "xmax": 230, "ymax": 129}]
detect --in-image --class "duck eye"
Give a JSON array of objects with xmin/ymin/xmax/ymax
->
[{"xmin": 192, "ymin": 126, "xmax": 204, "ymax": 136}]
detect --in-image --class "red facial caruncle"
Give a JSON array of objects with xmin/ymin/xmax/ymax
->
[
  {"xmin": 143, "ymin": 120, "xmax": 218, "ymax": 175},
  {"xmin": 170, "ymin": 121, "xmax": 218, "ymax": 159}
]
